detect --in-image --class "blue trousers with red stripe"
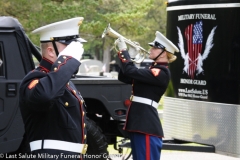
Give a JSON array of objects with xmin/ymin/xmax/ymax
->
[{"xmin": 129, "ymin": 132, "xmax": 162, "ymax": 160}]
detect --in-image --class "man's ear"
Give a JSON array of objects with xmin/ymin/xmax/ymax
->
[{"xmin": 46, "ymin": 46, "xmax": 56, "ymax": 58}]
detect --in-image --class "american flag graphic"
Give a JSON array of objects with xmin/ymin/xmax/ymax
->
[{"xmin": 185, "ymin": 21, "xmax": 203, "ymax": 79}]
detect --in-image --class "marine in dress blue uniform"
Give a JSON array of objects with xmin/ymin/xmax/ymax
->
[
  {"xmin": 116, "ymin": 31, "xmax": 179, "ymax": 160},
  {"xmin": 19, "ymin": 17, "xmax": 88, "ymax": 160}
]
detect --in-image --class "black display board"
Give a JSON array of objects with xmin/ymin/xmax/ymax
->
[{"xmin": 166, "ymin": 2, "xmax": 240, "ymax": 104}]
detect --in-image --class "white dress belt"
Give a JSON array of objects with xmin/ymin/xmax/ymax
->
[
  {"xmin": 131, "ymin": 95, "xmax": 159, "ymax": 109},
  {"xmin": 30, "ymin": 140, "xmax": 88, "ymax": 154}
]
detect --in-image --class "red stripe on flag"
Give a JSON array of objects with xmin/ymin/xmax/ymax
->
[
  {"xmin": 185, "ymin": 24, "xmax": 195, "ymax": 79},
  {"xmin": 190, "ymin": 24, "xmax": 194, "ymax": 79}
]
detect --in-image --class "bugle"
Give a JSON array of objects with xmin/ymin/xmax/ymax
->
[{"xmin": 102, "ymin": 23, "xmax": 149, "ymax": 63}]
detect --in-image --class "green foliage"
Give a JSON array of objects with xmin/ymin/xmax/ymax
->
[{"xmin": 0, "ymin": 0, "xmax": 167, "ymax": 60}]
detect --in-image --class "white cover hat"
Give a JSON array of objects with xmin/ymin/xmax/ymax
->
[
  {"xmin": 148, "ymin": 31, "xmax": 179, "ymax": 54},
  {"xmin": 32, "ymin": 17, "xmax": 87, "ymax": 44}
]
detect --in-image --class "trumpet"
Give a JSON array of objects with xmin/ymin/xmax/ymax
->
[{"xmin": 102, "ymin": 23, "xmax": 149, "ymax": 63}]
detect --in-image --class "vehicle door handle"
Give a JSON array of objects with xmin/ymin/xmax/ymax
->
[{"xmin": 7, "ymin": 83, "xmax": 17, "ymax": 97}]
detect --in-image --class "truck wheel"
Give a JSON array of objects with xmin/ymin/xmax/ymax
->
[{"xmin": 86, "ymin": 117, "xmax": 109, "ymax": 160}]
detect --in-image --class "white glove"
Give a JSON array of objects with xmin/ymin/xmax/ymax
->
[
  {"xmin": 58, "ymin": 41, "xmax": 84, "ymax": 61},
  {"xmin": 115, "ymin": 37, "xmax": 127, "ymax": 51},
  {"xmin": 129, "ymin": 42, "xmax": 140, "ymax": 58}
]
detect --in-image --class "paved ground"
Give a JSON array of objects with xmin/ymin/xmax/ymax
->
[
  {"xmin": 161, "ymin": 151, "xmax": 239, "ymax": 160},
  {"xmin": 115, "ymin": 152, "xmax": 239, "ymax": 160}
]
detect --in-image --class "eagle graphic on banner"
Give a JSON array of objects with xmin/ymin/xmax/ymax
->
[{"xmin": 177, "ymin": 21, "xmax": 217, "ymax": 79}]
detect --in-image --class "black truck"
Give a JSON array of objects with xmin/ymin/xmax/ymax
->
[{"xmin": 0, "ymin": 16, "xmax": 132, "ymax": 158}]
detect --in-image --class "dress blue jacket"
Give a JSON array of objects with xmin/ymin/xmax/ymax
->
[
  {"xmin": 19, "ymin": 56, "xmax": 86, "ymax": 159},
  {"xmin": 118, "ymin": 50, "xmax": 171, "ymax": 137}
]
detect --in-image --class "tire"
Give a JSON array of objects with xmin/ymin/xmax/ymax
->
[{"xmin": 85, "ymin": 117, "xmax": 109, "ymax": 160}]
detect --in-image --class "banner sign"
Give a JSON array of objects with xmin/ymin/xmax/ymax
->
[{"xmin": 166, "ymin": 5, "xmax": 240, "ymax": 104}]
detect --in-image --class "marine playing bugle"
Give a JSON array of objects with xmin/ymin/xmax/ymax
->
[{"xmin": 102, "ymin": 23, "xmax": 149, "ymax": 63}]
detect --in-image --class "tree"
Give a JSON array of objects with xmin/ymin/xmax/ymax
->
[{"xmin": 0, "ymin": 0, "xmax": 167, "ymax": 71}]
